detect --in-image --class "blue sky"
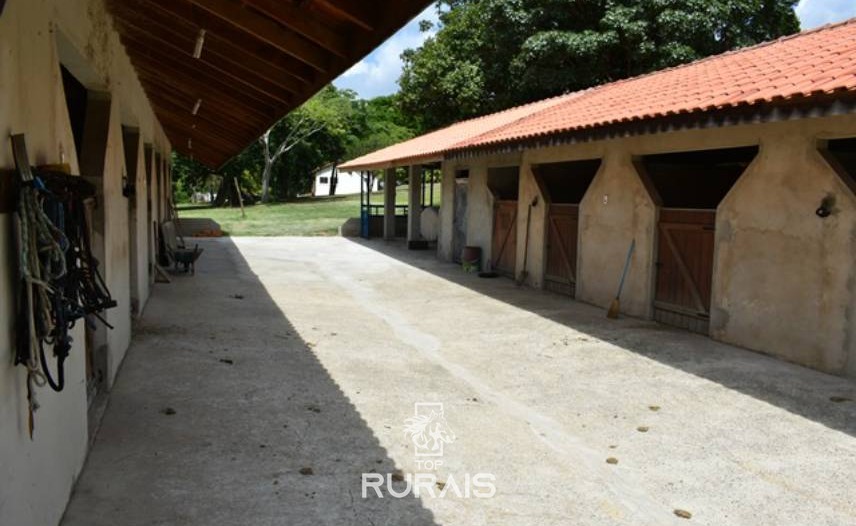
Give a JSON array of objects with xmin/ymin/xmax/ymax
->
[{"xmin": 334, "ymin": 0, "xmax": 856, "ymax": 100}]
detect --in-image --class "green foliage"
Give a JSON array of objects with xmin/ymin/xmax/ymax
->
[
  {"xmin": 172, "ymin": 85, "xmax": 416, "ymax": 204},
  {"xmin": 346, "ymin": 95, "xmax": 416, "ymax": 159},
  {"xmin": 399, "ymin": 0, "xmax": 800, "ymax": 131}
]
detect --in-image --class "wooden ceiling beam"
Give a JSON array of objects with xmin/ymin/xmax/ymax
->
[
  {"xmin": 131, "ymin": 57, "xmax": 274, "ymax": 120},
  {"xmin": 136, "ymin": 71, "xmax": 269, "ymax": 128},
  {"xmin": 147, "ymin": 91, "xmax": 258, "ymax": 138},
  {"xmin": 242, "ymin": 0, "xmax": 349, "ymax": 57},
  {"xmin": 130, "ymin": 47, "xmax": 263, "ymax": 112},
  {"xmin": 122, "ymin": 38, "xmax": 284, "ymax": 109},
  {"xmin": 146, "ymin": 89, "xmax": 258, "ymax": 136},
  {"xmin": 188, "ymin": 0, "xmax": 330, "ymax": 72},
  {"xmin": 313, "ymin": 0, "xmax": 375, "ymax": 31},
  {"xmin": 164, "ymin": 130, "xmax": 226, "ymax": 165},
  {"xmin": 162, "ymin": 125, "xmax": 226, "ymax": 155},
  {"xmin": 112, "ymin": 7, "xmax": 304, "ymax": 96},
  {"xmin": 125, "ymin": 0, "xmax": 318, "ymax": 84},
  {"xmin": 155, "ymin": 110, "xmax": 245, "ymax": 151},
  {"xmin": 106, "ymin": 0, "xmax": 435, "ymax": 167},
  {"xmin": 120, "ymin": 22, "xmax": 295, "ymax": 105},
  {"xmin": 154, "ymin": 109, "xmax": 247, "ymax": 149}
]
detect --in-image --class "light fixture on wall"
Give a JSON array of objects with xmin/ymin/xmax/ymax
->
[
  {"xmin": 816, "ymin": 194, "xmax": 835, "ymax": 218},
  {"xmin": 122, "ymin": 170, "xmax": 135, "ymax": 198},
  {"xmin": 193, "ymin": 29, "xmax": 207, "ymax": 59},
  {"xmin": 192, "ymin": 98, "xmax": 202, "ymax": 116},
  {"xmin": 188, "ymin": 138, "xmax": 193, "ymax": 150}
]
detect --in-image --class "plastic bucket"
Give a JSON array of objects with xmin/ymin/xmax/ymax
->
[{"xmin": 461, "ymin": 246, "xmax": 481, "ymax": 273}]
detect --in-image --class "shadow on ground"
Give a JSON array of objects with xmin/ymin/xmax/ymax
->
[
  {"xmin": 349, "ymin": 238, "xmax": 856, "ymax": 439},
  {"xmin": 62, "ymin": 237, "xmax": 437, "ymax": 526}
]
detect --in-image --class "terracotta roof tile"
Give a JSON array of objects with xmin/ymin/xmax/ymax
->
[
  {"xmin": 339, "ymin": 94, "xmax": 575, "ymax": 170},
  {"xmin": 341, "ymin": 18, "xmax": 856, "ymax": 170},
  {"xmin": 459, "ymin": 18, "xmax": 856, "ymax": 149}
]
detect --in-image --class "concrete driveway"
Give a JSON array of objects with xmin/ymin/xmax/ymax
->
[{"xmin": 62, "ymin": 237, "xmax": 856, "ymax": 526}]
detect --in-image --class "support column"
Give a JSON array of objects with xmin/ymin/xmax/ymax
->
[
  {"xmin": 407, "ymin": 165, "xmax": 422, "ymax": 245},
  {"xmin": 383, "ymin": 167, "xmax": 396, "ymax": 240}
]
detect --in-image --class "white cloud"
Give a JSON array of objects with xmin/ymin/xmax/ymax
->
[
  {"xmin": 796, "ymin": 0, "xmax": 856, "ymax": 29},
  {"xmin": 334, "ymin": 5, "xmax": 439, "ymax": 99}
]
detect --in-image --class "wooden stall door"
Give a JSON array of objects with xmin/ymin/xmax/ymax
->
[
  {"xmin": 492, "ymin": 200, "xmax": 517, "ymax": 276},
  {"xmin": 545, "ymin": 204, "xmax": 579, "ymax": 296},
  {"xmin": 654, "ymin": 209, "xmax": 715, "ymax": 333}
]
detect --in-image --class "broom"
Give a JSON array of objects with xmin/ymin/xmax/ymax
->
[
  {"xmin": 516, "ymin": 196, "xmax": 538, "ymax": 286},
  {"xmin": 607, "ymin": 239, "xmax": 635, "ymax": 319}
]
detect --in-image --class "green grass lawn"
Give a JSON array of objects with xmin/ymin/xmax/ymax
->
[{"xmin": 179, "ymin": 186, "xmax": 439, "ymax": 236}]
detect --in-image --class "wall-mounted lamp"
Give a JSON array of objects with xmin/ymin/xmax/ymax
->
[
  {"xmin": 187, "ymin": 138, "xmax": 193, "ymax": 150},
  {"xmin": 122, "ymin": 171, "xmax": 135, "ymax": 198},
  {"xmin": 193, "ymin": 29, "xmax": 207, "ymax": 59},
  {"xmin": 816, "ymin": 195, "xmax": 835, "ymax": 218},
  {"xmin": 192, "ymin": 98, "xmax": 202, "ymax": 116}
]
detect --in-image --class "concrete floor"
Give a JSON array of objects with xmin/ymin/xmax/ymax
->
[{"xmin": 62, "ymin": 237, "xmax": 856, "ymax": 526}]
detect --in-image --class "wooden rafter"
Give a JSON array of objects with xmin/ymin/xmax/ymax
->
[
  {"xmin": 126, "ymin": 42, "xmax": 283, "ymax": 109},
  {"xmin": 111, "ymin": 6, "xmax": 304, "ymax": 95},
  {"xmin": 146, "ymin": 91, "xmax": 257, "ymax": 137},
  {"xmin": 189, "ymin": 0, "xmax": 330, "ymax": 72},
  {"xmin": 106, "ymin": 0, "xmax": 433, "ymax": 167},
  {"xmin": 314, "ymin": 0, "xmax": 375, "ymax": 31},
  {"xmin": 156, "ymin": 112, "xmax": 246, "ymax": 150},
  {"xmin": 132, "ymin": 59, "xmax": 273, "ymax": 119},
  {"xmin": 116, "ymin": 25, "xmax": 292, "ymax": 105},
  {"xmin": 128, "ymin": 0, "xmax": 317, "ymax": 83},
  {"xmin": 243, "ymin": 0, "xmax": 350, "ymax": 57}
]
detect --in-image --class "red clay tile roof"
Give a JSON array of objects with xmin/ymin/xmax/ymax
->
[
  {"xmin": 341, "ymin": 18, "xmax": 856, "ymax": 170},
  {"xmin": 339, "ymin": 94, "xmax": 575, "ymax": 170}
]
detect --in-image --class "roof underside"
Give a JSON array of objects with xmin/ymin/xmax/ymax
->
[{"xmin": 107, "ymin": 0, "xmax": 431, "ymax": 167}]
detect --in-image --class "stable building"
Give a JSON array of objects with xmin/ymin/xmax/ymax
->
[
  {"xmin": 0, "ymin": 1, "xmax": 429, "ymax": 525},
  {"xmin": 341, "ymin": 20, "xmax": 856, "ymax": 379}
]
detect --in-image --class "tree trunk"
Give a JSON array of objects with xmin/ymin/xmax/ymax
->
[
  {"xmin": 260, "ymin": 161, "xmax": 273, "ymax": 203},
  {"xmin": 213, "ymin": 177, "xmax": 228, "ymax": 207},
  {"xmin": 329, "ymin": 163, "xmax": 338, "ymax": 196}
]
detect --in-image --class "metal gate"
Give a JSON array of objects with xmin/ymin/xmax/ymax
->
[
  {"xmin": 492, "ymin": 200, "xmax": 517, "ymax": 276},
  {"xmin": 654, "ymin": 209, "xmax": 715, "ymax": 334},
  {"xmin": 545, "ymin": 204, "xmax": 578, "ymax": 296}
]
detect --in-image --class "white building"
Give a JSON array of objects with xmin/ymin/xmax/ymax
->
[{"xmin": 313, "ymin": 163, "xmax": 376, "ymax": 196}]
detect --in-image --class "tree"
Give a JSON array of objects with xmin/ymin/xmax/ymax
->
[
  {"xmin": 258, "ymin": 85, "xmax": 355, "ymax": 203},
  {"xmin": 259, "ymin": 115, "xmax": 324, "ymax": 203},
  {"xmin": 171, "ymin": 86, "xmax": 417, "ymax": 205},
  {"xmin": 345, "ymin": 95, "xmax": 416, "ymax": 159},
  {"xmin": 399, "ymin": 0, "xmax": 800, "ymax": 132}
]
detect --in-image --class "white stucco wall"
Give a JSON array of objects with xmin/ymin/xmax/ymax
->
[
  {"xmin": 443, "ymin": 153, "xmax": 523, "ymax": 269},
  {"xmin": 437, "ymin": 163, "xmax": 455, "ymax": 261},
  {"xmin": 0, "ymin": 1, "xmax": 170, "ymax": 524},
  {"xmin": 441, "ymin": 114, "xmax": 856, "ymax": 377}
]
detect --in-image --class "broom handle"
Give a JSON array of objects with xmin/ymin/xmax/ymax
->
[{"xmin": 616, "ymin": 239, "xmax": 636, "ymax": 297}]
